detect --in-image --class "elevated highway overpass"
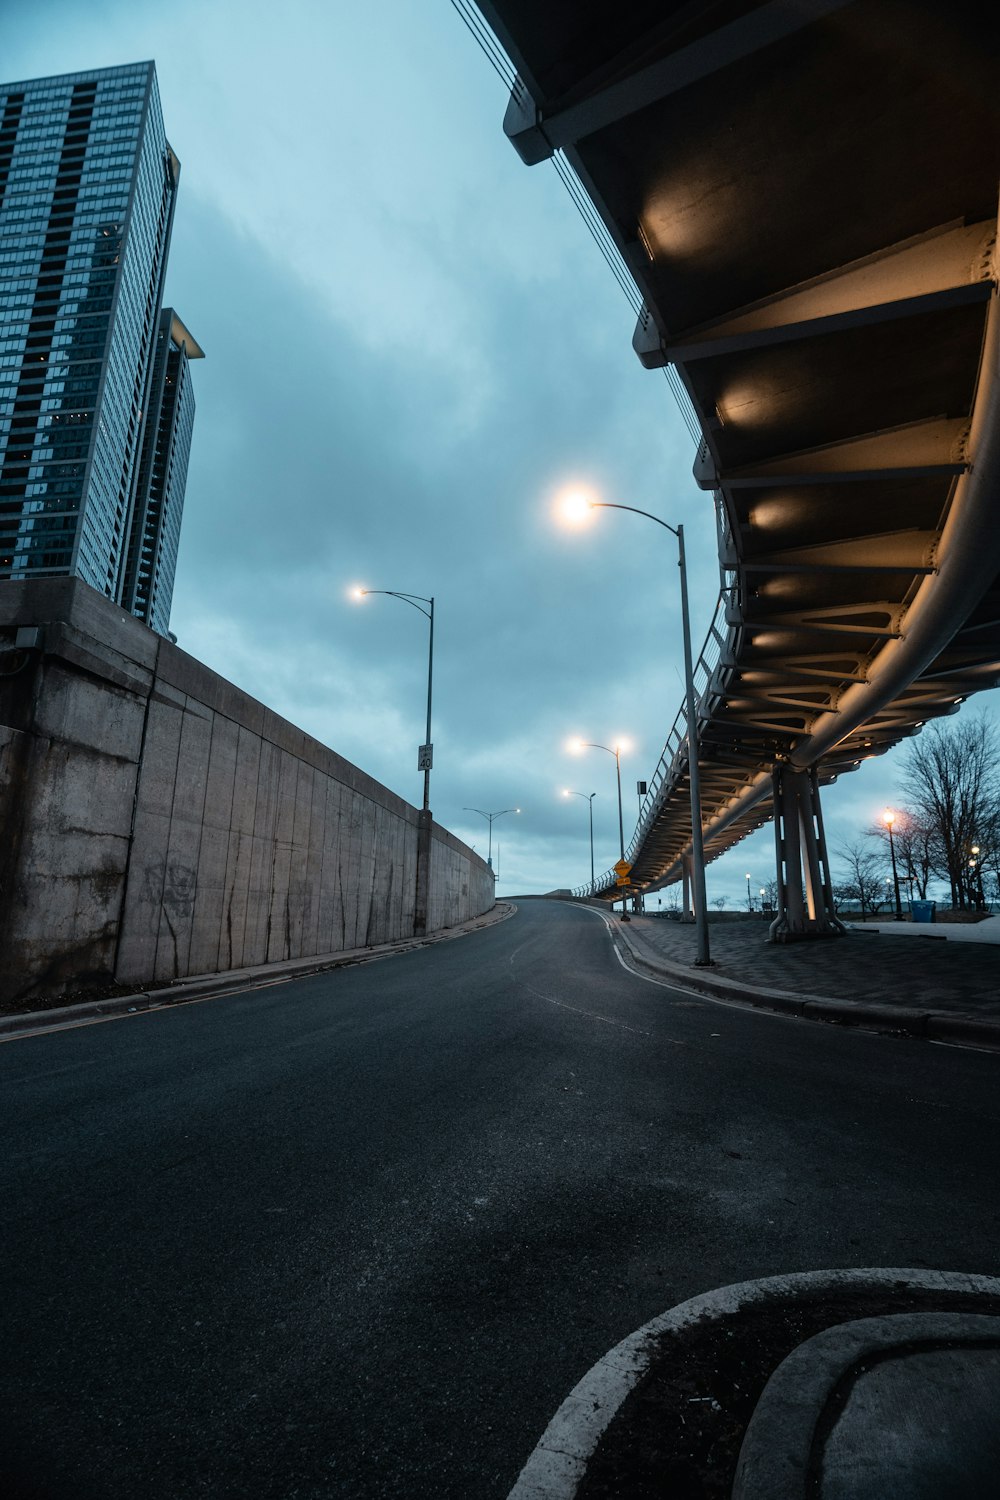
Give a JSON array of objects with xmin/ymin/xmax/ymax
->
[{"xmin": 472, "ymin": 0, "xmax": 1000, "ymax": 934}]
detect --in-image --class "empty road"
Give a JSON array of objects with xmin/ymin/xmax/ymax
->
[{"xmin": 2, "ymin": 898, "xmax": 997, "ymax": 1498}]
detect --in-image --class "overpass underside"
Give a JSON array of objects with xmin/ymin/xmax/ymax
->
[{"xmin": 477, "ymin": 0, "xmax": 1000, "ymax": 934}]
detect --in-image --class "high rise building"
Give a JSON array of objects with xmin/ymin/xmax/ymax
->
[
  {"xmin": 120, "ymin": 307, "xmax": 202, "ymax": 635},
  {"xmin": 0, "ymin": 60, "xmax": 200, "ymax": 633}
]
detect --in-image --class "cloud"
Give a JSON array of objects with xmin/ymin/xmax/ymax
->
[{"xmin": 7, "ymin": 0, "xmax": 999, "ymax": 900}]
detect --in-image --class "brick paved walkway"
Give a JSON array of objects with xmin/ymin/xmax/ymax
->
[{"xmin": 618, "ymin": 914, "xmax": 1000, "ymax": 1018}]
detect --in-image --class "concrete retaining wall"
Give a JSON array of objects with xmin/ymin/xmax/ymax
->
[{"xmin": 0, "ymin": 579, "xmax": 494, "ymax": 1006}]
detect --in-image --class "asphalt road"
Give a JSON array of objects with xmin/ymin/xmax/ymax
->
[{"xmin": 2, "ymin": 898, "xmax": 998, "ymax": 1499}]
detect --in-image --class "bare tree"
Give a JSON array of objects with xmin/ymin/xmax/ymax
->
[
  {"xmin": 836, "ymin": 840, "xmax": 888, "ymax": 917},
  {"xmin": 898, "ymin": 715, "xmax": 1000, "ymax": 909}
]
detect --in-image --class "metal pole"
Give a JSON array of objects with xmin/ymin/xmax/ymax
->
[
  {"xmin": 465, "ymin": 806, "xmax": 518, "ymax": 873},
  {"xmin": 887, "ymin": 820, "xmax": 902, "ymax": 920},
  {"xmin": 356, "ymin": 588, "xmax": 435, "ymax": 933},
  {"xmin": 423, "ymin": 597, "xmax": 434, "ymax": 812},
  {"xmin": 589, "ymin": 793, "xmax": 595, "ymax": 889},
  {"xmin": 615, "ymin": 746, "xmax": 629, "ymax": 921},
  {"xmin": 357, "ymin": 590, "xmax": 434, "ymax": 809},
  {"xmin": 677, "ymin": 525, "xmax": 710, "ymax": 965},
  {"xmin": 582, "ymin": 506, "xmax": 710, "ymax": 963}
]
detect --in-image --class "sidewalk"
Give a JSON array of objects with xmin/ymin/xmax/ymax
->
[
  {"xmin": 846, "ymin": 913, "xmax": 1000, "ymax": 943},
  {"xmin": 600, "ymin": 911, "xmax": 1000, "ymax": 1049}
]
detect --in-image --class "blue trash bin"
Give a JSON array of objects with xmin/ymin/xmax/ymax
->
[{"xmin": 910, "ymin": 900, "xmax": 936, "ymax": 923}]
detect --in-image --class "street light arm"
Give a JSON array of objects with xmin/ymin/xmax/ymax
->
[
  {"xmin": 573, "ymin": 495, "xmax": 709, "ymax": 961},
  {"xmin": 590, "ymin": 502, "xmax": 679, "ymax": 537},
  {"xmin": 362, "ymin": 589, "xmax": 433, "ymax": 622},
  {"xmin": 463, "ymin": 806, "xmax": 518, "ymax": 870}
]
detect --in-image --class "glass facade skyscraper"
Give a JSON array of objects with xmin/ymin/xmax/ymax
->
[
  {"xmin": 0, "ymin": 60, "xmax": 200, "ymax": 633},
  {"xmin": 120, "ymin": 307, "xmax": 201, "ymax": 635}
]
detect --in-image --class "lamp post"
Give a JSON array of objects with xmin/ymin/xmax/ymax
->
[
  {"xmin": 970, "ymin": 844, "xmax": 984, "ymax": 910},
  {"xmin": 464, "ymin": 806, "xmax": 519, "ymax": 869},
  {"xmin": 882, "ymin": 808, "xmax": 903, "ymax": 920},
  {"xmin": 562, "ymin": 495, "xmax": 710, "ymax": 964},
  {"xmin": 575, "ymin": 735, "xmax": 629, "ymax": 912},
  {"xmin": 746, "ymin": 872, "xmax": 753, "ymax": 912},
  {"xmin": 563, "ymin": 789, "xmax": 596, "ymax": 891},
  {"xmin": 353, "ymin": 588, "xmax": 434, "ymax": 811},
  {"xmin": 570, "ymin": 739, "xmax": 630, "ymax": 920},
  {"xmin": 353, "ymin": 586, "xmax": 434, "ymax": 935}
]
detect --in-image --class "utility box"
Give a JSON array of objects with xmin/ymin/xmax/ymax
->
[{"xmin": 910, "ymin": 900, "xmax": 936, "ymax": 923}]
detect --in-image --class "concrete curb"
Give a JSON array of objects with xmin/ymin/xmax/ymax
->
[
  {"xmin": 731, "ymin": 1312, "xmax": 1000, "ymax": 1499},
  {"xmin": 586, "ymin": 908, "xmax": 1000, "ymax": 1052},
  {"xmin": 0, "ymin": 901, "xmax": 517, "ymax": 1039},
  {"xmin": 505, "ymin": 1269, "xmax": 1000, "ymax": 1500}
]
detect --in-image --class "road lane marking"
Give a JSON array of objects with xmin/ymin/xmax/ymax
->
[
  {"xmin": 520, "ymin": 980, "xmax": 671, "ymax": 1040},
  {"xmin": 4, "ymin": 1059, "xmax": 98, "ymax": 1083},
  {"xmin": 508, "ymin": 936, "xmax": 542, "ymax": 966}
]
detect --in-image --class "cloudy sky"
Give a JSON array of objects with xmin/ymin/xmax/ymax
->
[{"xmin": 9, "ymin": 0, "xmax": 998, "ymax": 900}]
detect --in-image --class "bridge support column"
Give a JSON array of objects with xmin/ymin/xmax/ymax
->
[
  {"xmin": 681, "ymin": 854, "xmax": 693, "ymax": 922},
  {"xmin": 768, "ymin": 767, "xmax": 845, "ymax": 942}
]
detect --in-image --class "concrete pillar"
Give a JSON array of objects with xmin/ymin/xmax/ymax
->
[
  {"xmin": 768, "ymin": 765, "xmax": 845, "ymax": 942},
  {"xmin": 681, "ymin": 853, "xmax": 693, "ymax": 922}
]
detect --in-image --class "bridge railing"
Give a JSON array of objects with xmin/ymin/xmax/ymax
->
[{"xmin": 571, "ymin": 588, "xmax": 736, "ymax": 899}]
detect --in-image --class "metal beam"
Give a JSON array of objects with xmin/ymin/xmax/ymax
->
[
  {"xmin": 742, "ymin": 529, "xmax": 938, "ymax": 573},
  {"xmin": 789, "ymin": 292, "xmax": 1000, "ymax": 771},
  {"xmin": 697, "ymin": 416, "xmax": 969, "ymax": 490},
  {"xmin": 502, "ymin": 0, "xmax": 852, "ymax": 165},
  {"xmin": 641, "ymin": 221, "xmax": 996, "ymax": 365},
  {"xmin": 747, "ymin": 613, "xmax": 903, "ymax": 638}
]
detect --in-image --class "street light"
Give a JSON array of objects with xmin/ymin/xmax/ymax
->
[
  {"xmin": 463, "ymin": 807, "xmax": 519, "ymax": 869},
  {"xmin": 353, "ymin": 587, "xmax": 435, "ymax": 811},
  {"xmin": 563, "ymin": 789, "xmax": 597, "ymax": 891},
  {"xmin": 561, "ymin": 492, "xmax": 710, "ymax": 964},
  {"xmin": 882, "ymin": 808, "xmax": 903, "ymax": 920},
  {"xmin": 569, "ymin": 737, "xmax": 630, "ymax": 921},
  {"xmin": 970, "ymin": 844, "xmax": 984, "ymax": 910},
  {"xmin": 746, "ymin": 872, "xmax": 753, "ymax": 912},
  {"xmin": 352, "ymin": 585, "xmax": 435, "ymax": 936}
]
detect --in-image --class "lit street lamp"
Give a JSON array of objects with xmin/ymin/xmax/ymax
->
[
  {"xmin": 569, "ymin": 737, "xmax": 630, "ymax": 921},
  {"xmin": 746, "ymin": 872, "xmax": 753, "ymax": 912},
  {"xmin": 464, "ymin": 806, "xmax": 519, "ymax": 870},
  {"xmin": 970, "ymin": 844, "xmax": 984, "ymax": 910},
  {"xmin": 352, "ymin": 587, "xmax": 435, "ymax": 811},
  {"xmin": 882, "ymin": 808, "xmax": 903, "ymax": 920},
  {"xmin": 562, "ymin": 492, "xmax": 710, "ymax": 964},
  {"xmin": 563, "ymin": 789, "xmax": 597, "ymax": 891}
]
